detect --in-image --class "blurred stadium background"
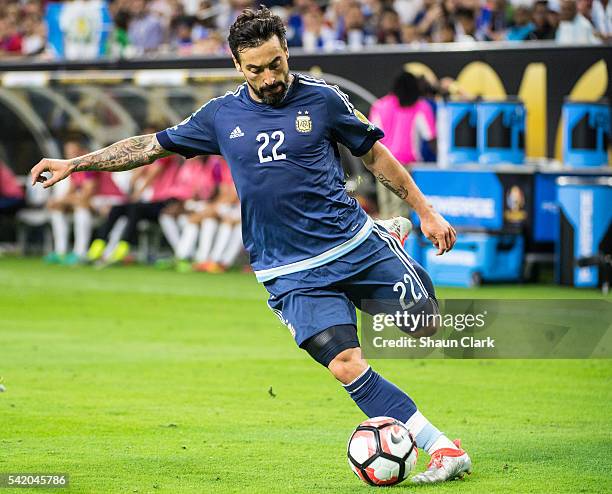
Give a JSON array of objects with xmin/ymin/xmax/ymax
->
[{"xmin": 0, "ymin": 0, "xmax": 611, "ymax": 492}]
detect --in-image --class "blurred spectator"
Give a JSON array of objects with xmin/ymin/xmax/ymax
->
[
  {"xmin": 106, "ymin": 9, "xmax": 131, "ymax": 57},
  {"xmin": 436, "ymin": 19, "xmax": 457, "ymax": 41},
  {"xmin": 44, "ymin": 138, "xmax": 98, "ymax": 265},
  {"xmin": 401, "ymin": 23, "xmax": 422, "ymax": 43},
  {"xmin": 506, "ymin": 5, "xmax": 535, "ymax": 39},
  {"xmin": 577, "ymin": 0, "xmax": 594, "ymax": 20},
  {"xmin": 191, "ymin": 1, "xmax": 217, "ymax": 42},
  {"xmin": 192, "ymin": 30, "xmax": 226, "ymax": 54},
  {"xmin": 301, "ymin": 6, "xmax": 336, "ymax": 51},
  {"xmin": 286, "ymin": 0, "xmax": 317, "ymax": 46},
  {"xmin": 128, "ymin": 0, "xmax": 166, "ymax": 54},
  {"xmin": 369, "ymin": 72, "xmax": 436, "ymax": 218},
  {"xmin": 0, "ymin": 0, "xmax": 603, "ymax": 60},
  {"xmin": 377, "ymin": 8, "xmax": 402, "ymax": 43},
  {"xmin": 556, "ymin": 0, "xmax": 600, "ymax": 42},
  {"xmin": 325, "ymin": 0, "xmax": 350, "ymax": 39},
  {"xmin": 192, "ymin": 158, "xmax": 242, "ymax": 273},
  {"xmin": 479, "ymin": 0, "xmax": 514, "ymax": 40},
  {"xmin": 157, "ymin": 156, "xmax": 214, "ymax": 269},
  {"xmin": 0, "ymin": 11, "xmax": 23, "ymax": 56},
  {"xmin": 455, "ymin": 7, "xmax": 478, "ymax": 41},
  {"xmin": 547, "ymin": 0, "xmax": 562, "ymax": 29},
  {"xmin": 414, "ymin": 0, "xmax": 442, "ymax": 40},
  {"xmin": 21, "ymin": 14, "xmax": 45, "ymax": 55},
  {"xmin": 591, "ymin": 0, "xmax": 612, "ymax": 40},
  {"xmin": 182, "ymin": 0, "xmax": 207, "ymax": 15},
  {"xmin": 216, "ymin": 0, "xmax": 255, "ymax": 35},
  {"xmin": 87, "ymin": 153, "xmax": 183, "ymax": 264},
  {"xmin": 0, "ymin": 161, "xmax": 25, "ymax": 215},
  {"xmin": 394, "ymin": 0, "xmax": 423, "ymax": 25},
  {"xmin": 171, "ymin": 15, "xmax": 195, "ymax": 54},
  {"xmin": 48, "ymin": 170, "xmax": 128, "ymax": 264},
  {"xmin": 340, "ymin": 1, "xmax": 376, "ymax": 49},
  {"xmin": 193, "ymin": 187, "xmax": 242, "ymax": 274},
  {"xmin": 530, "ymin": 0, "xmax": 557, "ymax": 38},
  {"xmin": 150, "ymin": 0, "xmax": 183, "ymax": 26},
  {"xmin": 158, "ymin": 155, "xmax": 243, "ymax": 273},
  {"xmin": 362, "ymin": 0, "xmax": 384, "ymax": 34}
]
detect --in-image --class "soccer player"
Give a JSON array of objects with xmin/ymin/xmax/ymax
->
[
  {"xmin": 192, "ymin": 160, "xmax": 243, "ymax": 273},
  {"xmin": 87, "ymin": 154, "xmax": 182, "ymax": 264},
  {"xmin": 44, "ymin": 138, "xmax": 98, "ymax": 265},
  {"xmin": 30, "ymin": 7, "xmax": 471, "ymax": 483},
  {"xmin": 162, "ymin": 156, "xmax": 243, "ymax": 273}
]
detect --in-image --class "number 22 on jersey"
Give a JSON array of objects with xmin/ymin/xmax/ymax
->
[{"xmin": 257, "ymin": 131, "xmax": 286, "ymax": 163}]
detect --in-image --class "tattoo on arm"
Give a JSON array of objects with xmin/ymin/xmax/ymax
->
[
  {"xmin": 376, "ymin": 172, "xmax": 409, "ymax": 200},
  {"xmin": 71, "ymin": 134, "xmax": 171, "ymax": 173}
]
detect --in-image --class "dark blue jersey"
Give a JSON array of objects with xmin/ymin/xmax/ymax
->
[{"xmin": 156, "ymin": 74, "xmax": 384, "ymax": 282}]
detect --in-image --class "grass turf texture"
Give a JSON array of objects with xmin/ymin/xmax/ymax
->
[{"xmin": 0, "ymin": 258, "xmax": 610, "ymax": 494}]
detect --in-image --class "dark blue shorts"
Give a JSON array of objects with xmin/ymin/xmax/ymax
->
[{"xmin": 264, "ymin": 224, "xmax": 436, "ymax": 346}]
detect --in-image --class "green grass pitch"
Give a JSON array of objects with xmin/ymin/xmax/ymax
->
[{"xmin": 0, "ymin": 258, "xmax": 610, "ymax": 493}]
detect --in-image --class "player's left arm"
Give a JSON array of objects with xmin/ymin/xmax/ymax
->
[{"xmin": 361, "ymin": 141, "xmax": 456, "ymax": 254}]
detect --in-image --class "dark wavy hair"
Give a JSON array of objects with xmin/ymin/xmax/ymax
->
[
  {"xmin": 392, "ymin": 72, "xmax": 420, "ymax": 107},
  {"xmin": 228, "ymin": 6, "xmax": 287, "ymax": 62}
]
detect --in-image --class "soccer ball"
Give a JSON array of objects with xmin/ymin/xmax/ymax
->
[{"xmin": 347, "ymin": 416, "xmax": 418, "ymax": 486}]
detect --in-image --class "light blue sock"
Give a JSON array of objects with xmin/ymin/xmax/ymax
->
[{"xmin": 405, "ymin": 410, "xmax": 443, "ymax": 451}]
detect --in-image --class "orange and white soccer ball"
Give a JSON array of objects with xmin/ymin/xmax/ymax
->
[{"xmin": 347, "ymin": 416, "xmax": 418, "ymax": 486}]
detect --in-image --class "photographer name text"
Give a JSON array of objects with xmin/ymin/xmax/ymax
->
[{"xmin": 371, "ymin": 336, "xmax": 496, "ymax": 349}]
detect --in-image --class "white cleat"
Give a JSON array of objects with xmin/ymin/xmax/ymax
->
[
  {"xmin": 375, "ymin": 216, "xmax": 413, "ymax": 243},
  {"xmin": 411, "ymin": 439, "xmax": 472, "ymax": 484}
]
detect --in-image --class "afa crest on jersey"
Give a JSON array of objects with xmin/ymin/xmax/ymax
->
[{"xmin": 296, "ymin": 111, "xmax": 312, "ymax": 133}]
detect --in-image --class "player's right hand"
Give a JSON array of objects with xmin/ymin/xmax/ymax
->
[
  {"xmin": 420, "ymin": 211, "xmax": 457, "ymax": 256},
  {"xmin": 30, "ymin": 158, "xmax": 74, "ymax": 188}
]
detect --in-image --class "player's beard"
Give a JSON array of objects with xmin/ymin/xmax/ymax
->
[{"xmin": 251, "ymin": 74, "xmax": 290, "ymax": 106}]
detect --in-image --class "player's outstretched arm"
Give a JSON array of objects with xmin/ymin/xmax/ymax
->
[
  {"xmin": 30, "ymin": 134, "xmax": 172, "ymax": 189},
  {"xmin": 361, "ymin": 141, "xmax": 456, "ymax": 255}
]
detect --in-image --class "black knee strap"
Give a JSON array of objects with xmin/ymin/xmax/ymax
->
[{"xmin": 300, "ymin": 324, "xmax": 360, "ymax": 367}]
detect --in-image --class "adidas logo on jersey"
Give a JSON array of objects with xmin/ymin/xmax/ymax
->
[{"xmin": 229, "ymin": 126, "xmax": 244, "ymax": 139}]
